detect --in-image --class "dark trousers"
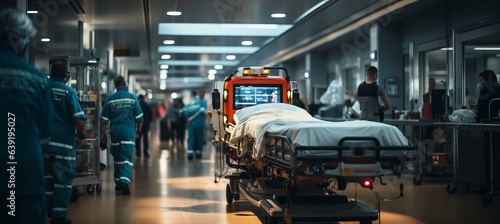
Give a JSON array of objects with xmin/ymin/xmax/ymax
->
[
  {"xmin": 1, "ymin": 194, "xmax": 46, "ymax": 224},
  {"xmin": 135, "ymin": 127, "xmax": 150, "ymax": 156}
]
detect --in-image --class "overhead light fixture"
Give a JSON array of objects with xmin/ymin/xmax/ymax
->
[
  {"xmin": 160, "ymin": 73, "xmax": 167, "ymax": 80},
  {"xmin": 159, "ymin": 46, "xmax": 258, "ymax": 54},
  {"xmin": 88, "ymin": 60, "xmax": 98, "ymax": 63},
  {"xmin": 157, "ymin": 60, "xmax": 239, "ymax": 66},
  {"xmin": 271, "ymin": 13, "xmax": 286, "ymax": 18},
  {"xmin": 370, "ymin": 50, "xmax": 377, "ymax": 61},
  {"xmin": 304, "ymin": 72, "xmax": 310, "ymax": 78},
  {"xmin": 214, "ymin": 65, "xmax": 223, "ymax": 70},
  {"xmin": 27, "ymin": 10, "xmax": 38, "ymax": 14},
  {"xmin": 101, "ymin": 82, "xmax": 107, "ymax": 89},
  {"xmin": 241, "ymin": 41, "xmax": 253, "ymax": 46},
  {"xmin": 41, "ymin": 38, "xmax": 50, "ymax": 42},
  {"xmin": 440, "ymin": 47, "xmax": 453, "ymax": 50},
  {"xmin": 171, "ymin": 92, "xmax": 178, "ymax": 99},
  {"xmin": 160, "ymin": 70, "xmax": 168, "ymax": 75},
  {"xmin": 474, "ymin": 47, "xmax": 500, "ymax": 51},
  {"xmin": 160, "ymin": 84, "xmax": 166, "ymax": 90},
  {"xmin": 161, "ymin": 54, "xmax": 171, "ymax": 59},
  {"xmin": 226, "ymin": 55, "xmax": 236, "ymax": 60},
  {"xmin": 160, "ymin": 65, "xmax": 169, "ymax": 69},
  {"xmin": 163, "ymin": 40, "xmax": 175, "ymax": 45},
  {"xmin": 208, "ymin": 69, "xmax": 217, "ymax": 74},
  {"xmin": 166, "ymin": 11, "xmax": 182, "ymax": 16},
  {"xmin": 208, "ymin": 73, "xmax": 215, "ymax": 80},
  {"xmin": 159, "ymin": 23, "xmax": 292, "ymax": 36}
]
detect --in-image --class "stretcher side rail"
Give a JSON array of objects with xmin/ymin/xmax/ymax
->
[{"xmin": 261, "ymin": 134, "xmax": 416, "ymax": 177}]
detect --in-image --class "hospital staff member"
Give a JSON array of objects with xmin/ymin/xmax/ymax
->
[
  {"xmin": 0, "ymin": 8, "xmax": 53, "ymax": 224},
  {"xmin": 45, "ymin": 61, "xmax": 86, "ymax": 224},
  {"xmin": 357, "ymin": 66, "xmax": 391, "ymax": 122},
  {"xmin": 100, "ymin": 76, "xmax": 143, "ymax": 195},
  {"xmin": 181, "ymin": 91, "xmax": 206, "ymax": 160}
]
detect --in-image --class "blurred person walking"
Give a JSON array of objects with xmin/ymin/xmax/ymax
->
[{"xmin": 135, "ymin": 95, "xmax": 153, "ymax": 157}]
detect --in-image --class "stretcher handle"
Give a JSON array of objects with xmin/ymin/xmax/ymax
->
[
  {"xmin": 225, "ymin": 66, "xmax": 290, "ymax": 82},
  {"xmin": 338, "ymin": 136, "xmax": 380, "ymax": 146}
]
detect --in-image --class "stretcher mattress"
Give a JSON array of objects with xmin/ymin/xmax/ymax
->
[{"xmin": 229, "ymin": 103, "xmax": 409, "ymax": 160}]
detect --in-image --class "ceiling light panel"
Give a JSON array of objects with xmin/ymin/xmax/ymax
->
[
  {"xmin": 158, "ymin": 60, "xmax": 239, "ymax": 66},
  {"xmin": 158, "ymin": 23, "xmax": 292, "ymax": 36},
  {"xmin": 158, "ymin": 46, "xmax": 258, "ymax": 54}
]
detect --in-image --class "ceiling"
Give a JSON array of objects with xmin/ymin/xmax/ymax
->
[{"xmin": 20, "ymin": 0, "xmax": 454, "ymax": 94}]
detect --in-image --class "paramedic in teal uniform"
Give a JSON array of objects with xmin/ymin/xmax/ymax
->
[
  {"xmin": 45, "ymin": 61, "xmax": 86, "ymax": 224},
  {"xmin": 100, "ymin": 75, "xmax": 143, "ymax": 195},
  {"xmin": 0, "ymin": 8, "xmax": 53, "ymax": 224},
  {"xmin": 181, "ymin": 91, "xmax": 206, "ymax": 160}
]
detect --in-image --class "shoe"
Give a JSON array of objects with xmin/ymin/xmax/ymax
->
[
  {"xmin": 116, "ymin": 183, "xmax": 131, "ymax": 195},
  {"xmin": 100, "ymin": 163, "xmax": 106, "ymax": 171},
  {"xmin": 195, "ymin": 151, "xmax": 202, "ymax": 159},
  {"xmin": 51, "ymin": 217, "xmax": 72, "ymax": 224}
]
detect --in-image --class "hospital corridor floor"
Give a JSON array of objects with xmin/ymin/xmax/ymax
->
[{"xmin": 64, "ymin": 127, "xmax": 500, "ymax": 224}]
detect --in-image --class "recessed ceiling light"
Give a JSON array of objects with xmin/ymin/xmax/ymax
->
[
  {"xmin": 440, "ymin": 48, "xmax": 453, "ymax": 51},
  {"xmin": 163, "ymin": 40, "xmax": 175, "ymax": 45},
  {"xmin": 208, "ymin": 73, "xmax": 215, "ymax": 80},
  {"xmin": 160, "ymin": 65, "xmax": 169, "ymax": 69},
  {"xmin": 166, "ymin": 11, "xmax": 182, "ymax": 16},
  {"xmin": 160, "ymin": 70, "xmax": 168, "ymax": 75},
  {"xmin": 226, "ymin": 55, "xmax": 236, "ymax": 60},
  {"xmin": 241, "ymin": 41, "xmax": 253, "ymax": 46},
  {"xmin": 41, "ymin": 38, "xmax": 50, "ymax": 42},
  {"xmin": 208, "ymin": 69, "xmax": 217, "ymax": 74},
  {"xmin": 161, "ymin": 54, "xmax": 171, "ymax": 59},
  {"xmin": 160, "ymin": 84, "xmax": 166, "ymax": 90},
  {"xmin": 214, "ymin": 65, "xmax": 223, "ymax": 70},
  {"xmin": 27, "ymin": 10, "xmax": 38, "ymax": 14},
  {"xmin": 160, "ymin": 73, "xmax": 167, "ymax": 80},
  {"xmin": 271, "ymin": 13, "xmax": 286, "ymax": 18}
]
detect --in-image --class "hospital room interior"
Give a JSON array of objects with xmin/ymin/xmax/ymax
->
[{"xmin": 3, "ymin": 0, "xmax": 500, "ymax": 223}]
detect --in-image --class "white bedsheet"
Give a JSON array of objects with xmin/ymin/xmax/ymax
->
[{"xmin": 229, "ymin": 105, "xmax": 409, "ymax": 160}]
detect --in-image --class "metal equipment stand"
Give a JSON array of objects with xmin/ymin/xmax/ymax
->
[{"xmin": 49, "ymin": 56, "xmax": 103, "ymax": 202}]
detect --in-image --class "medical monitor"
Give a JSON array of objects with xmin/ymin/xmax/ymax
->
[{"xmin": 233, "ymin": 84, "xmax": 282, "ymax": 109}]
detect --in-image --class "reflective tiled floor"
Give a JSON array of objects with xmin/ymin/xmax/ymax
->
[{"xmin": 65, "ymin": 123, "xmax": 500, "ymax": 224}]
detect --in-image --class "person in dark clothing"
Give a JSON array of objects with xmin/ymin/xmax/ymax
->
[
  {"xmin": 357, "ymin": 66, "xmax": 391, "ymax": 122},
  {"xmin": 136, "ymin": 95, "xmax": 153, "ymax": 157},
  {"xmin": 476, "ymin": 70, "xmax": 500, "ymax": 123}
]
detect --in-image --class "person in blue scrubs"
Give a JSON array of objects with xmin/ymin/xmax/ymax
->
[
  {"xmin": 181, "ymin": 91, "xmax": 206, "ymax": 160},
  {"xmin": 0, "ymin": 8, "xmax": 53, "ymax": 224},
  {"xmin": 100, "ymin": 76, "xmax": 143, "ymax": 195},
  {"xmin": 45, "ymin": 61, "xmax": 86, "ymax": 224}
]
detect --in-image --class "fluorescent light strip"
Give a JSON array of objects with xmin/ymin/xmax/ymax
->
[
  {"xmin": 158, "ymin": 23, "xmax": 292, "ymax": 36},
  {"xmin": 162, "ymin": 70, "xmax": 223, "ymax": 75},
  {"xmin": 158, "ymin": 46, "xmax": 258, "ymax": 54},
  {"xmin": 474, "ymin": 47, "xmax": 500, "ymax": 51},
  {"xmin": 158, "ymin": 60, "xmax": 239, "ymax": 66}
]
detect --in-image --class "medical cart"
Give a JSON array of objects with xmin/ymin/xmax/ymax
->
[{"xmin": 49, "ymin": 56, "xmax": 103, "ymax": 202}]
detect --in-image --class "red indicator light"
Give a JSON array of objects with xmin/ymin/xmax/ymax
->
[{"xmin": 363, "ymin": 180, "xmax": 371, "ymax": 188}]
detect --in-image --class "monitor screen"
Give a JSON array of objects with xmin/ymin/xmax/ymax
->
[{"xmin": 233, "ymin": 84, "xmax": 282, "ymax": 109}]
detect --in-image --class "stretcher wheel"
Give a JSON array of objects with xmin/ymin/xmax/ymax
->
[
  {"xmin": 226, "ymin": 184, "xmax": 233, "ymax": 204},
  {"xmin": 86, "ymin": 185, "xmax": 95, "ymax": 194},
  {"xmin": 96, "ymin": 184, "xmax": 102, "ymax": 193},
  {"xmin": 482, "ymin": 194, "xmax": 493, "ymax": 206},
  {"xmin": 70, "ymin": 187, "xmax": 80, "ymax": 203},
  {"xmin": 412, "ymin": 174, "xmax": 423, "ymax": 185},
  {"xmin": 446, "ymin": 183, "xmax": 457, "ymax": 194}
]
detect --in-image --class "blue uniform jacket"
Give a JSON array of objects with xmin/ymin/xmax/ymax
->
[
  {"xmin": 181, "ymin": 98, "xmax": 206, "ymax": 127},
  {"xmin": 0, "ymin": 43, "xmax": 53, "ymax": 195},
  {"xmin": 47, "ymin": 76, "xmax": 86, "ymax": 155},
  {"xmin": 100, "ymin": 88, "xmax": 144, "ymax": 141}
]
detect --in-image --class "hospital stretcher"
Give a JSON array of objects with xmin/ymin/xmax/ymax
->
[{"xmin": 211, "ymin": 67, "xmax": 415, "ymax": 224}]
